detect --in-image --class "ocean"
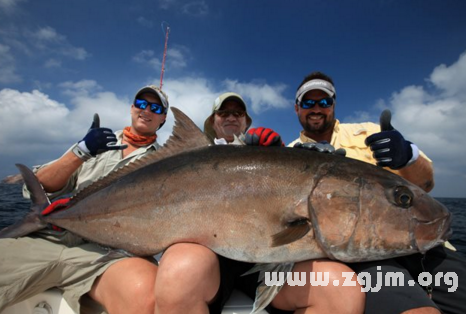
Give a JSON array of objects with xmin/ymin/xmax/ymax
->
[{"xmin": 0, "ymin": 183, "xmax": 465, "ymax": 258}]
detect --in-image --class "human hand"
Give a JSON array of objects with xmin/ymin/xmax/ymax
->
[
  {"xmin": 77, "ymin": 114, "xmax": 127, "ymax": 157},
  {"xmin": 245, "ymin": 127, "xmax": 284, "ymax": 146},
  {"xmin": 293, "ymin": 141, "xmax": 346, "ymax": 156},
  {"xmin": 365, "ymin": 110, "xmax": 418, "ymax": 169}
]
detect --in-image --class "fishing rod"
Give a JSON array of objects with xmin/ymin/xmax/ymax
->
[{"xmin": 160, "ymin": 22, "xmax": 170, "ymax": 89}]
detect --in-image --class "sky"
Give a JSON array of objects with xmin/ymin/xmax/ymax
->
[{"xmin": 0, "ymin": 0, "xmax": 465, "ymax": 198}]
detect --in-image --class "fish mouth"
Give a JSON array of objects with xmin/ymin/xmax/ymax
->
[{"xmin": 414, "ymin": 210, "xmax": 452, "ymax": 253}]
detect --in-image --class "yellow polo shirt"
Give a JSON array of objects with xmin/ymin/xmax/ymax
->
[{"xmin": 288, "ymin": 119, "xmax": 432, "ymax": 177}]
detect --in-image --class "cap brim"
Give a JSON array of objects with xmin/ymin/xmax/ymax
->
[{"xmin": 135, "ymin": 87, "xmax": 169, "ymax": 110}]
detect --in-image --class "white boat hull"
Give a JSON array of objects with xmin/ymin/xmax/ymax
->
[{"xmin": 1, "ymin": 289, "xmax": 267, "ymax": 314}]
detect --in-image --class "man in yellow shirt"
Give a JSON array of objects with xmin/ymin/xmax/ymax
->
[{"xmin": 289, "ymin": 71, "xmax": 465, "ymax": 314}]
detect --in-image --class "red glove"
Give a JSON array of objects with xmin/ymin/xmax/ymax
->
[
  {"xmin": 245, "ymin": 127, "xmax": 284, "ymax": 146},
  {"xmin": 42, "ymin": 197, "xmax": 71, "ymax": 216}
]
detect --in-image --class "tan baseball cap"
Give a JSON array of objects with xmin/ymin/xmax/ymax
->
[{"xmin": 203, "ymin": 92, "xmax": 253, "ymax": 140}]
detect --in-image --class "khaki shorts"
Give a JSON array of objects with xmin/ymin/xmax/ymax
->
[{"xmin": 0, "ymin": 230, "xmax": 123, "ymax": 314}]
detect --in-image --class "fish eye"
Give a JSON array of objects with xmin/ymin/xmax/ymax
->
[{"xmin": 394, "ymin": 186, "xmax": 413, "ymax": 208}]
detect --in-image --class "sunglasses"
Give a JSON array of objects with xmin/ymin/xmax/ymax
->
[
  {"xmin": 215, "ymin": 110, "xmax": 246, "ymax": 118},
  {"xmin": 134, "ymin": 99, "xmax": 166, "ymax": 114},
  {"xmin": 299, "ymin": 97, "xmax": 335, "ymax": 109}
]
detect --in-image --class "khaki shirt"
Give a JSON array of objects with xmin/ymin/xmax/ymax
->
[
  {"xmin": 288, "ymin": 119, "xmax": 432, "ymax": 176},
  {"xmin": 23, "ymin": 130, "xmax": 160, "ymax": 199}
]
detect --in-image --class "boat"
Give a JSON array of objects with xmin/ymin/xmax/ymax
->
[{"xmin": 1, "ymin": 288, "xmax": 267, "ymax": 314}]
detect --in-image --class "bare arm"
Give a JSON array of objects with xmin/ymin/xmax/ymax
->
[
  {"xmin": 398, "ymin": 155, "xmax": 434, "ymax": 192},
  {"xmin": 36, "ymin": 150, "xmax": 84, "ymax": 193}
]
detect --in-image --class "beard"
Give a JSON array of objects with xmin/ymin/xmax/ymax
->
[{"xmin": 301, "ymin": 111, "xmax": 335, "ymax": 135}]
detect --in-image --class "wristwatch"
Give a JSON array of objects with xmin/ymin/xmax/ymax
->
[{"xmin": 72, "ymin": 143, "xmax": 92, "ymax": 161}]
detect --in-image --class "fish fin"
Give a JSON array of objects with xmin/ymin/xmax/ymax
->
[
  {"xmin": 71, "ymin": 107, "xmax": 212, "ymax": 204},
  {"xmin": 245, "ymin": 263, "xmax": 294, "ymax": 314},
  {"xmin": 271, "ymin": 218, "xmax": 311, "ymax": 247},
  {"xmin": 0, "ymin": 164, "xmax": 49, "ymax": 238}
]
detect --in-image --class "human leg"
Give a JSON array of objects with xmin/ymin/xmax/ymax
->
[
  {"xmin": 88, "ymin": 257, "xmax": 158, "ymax": 314},
  {"xmin": 154, "ymin": 243, "xmax": 221, "ymax": 314},
  {"xmin": 0, "ymin": 236, "xmax": 68, "ymax": 311},
  {"xmin": 348, "ymin": 258, "xmax": 440, "ymax": 314},
  {"xmin": 396, "ymin": 246, "xmax": 466, "ymax": 314},
  {"xmin": 0, "ymin": 233, "xmax": 132, "ymax": 314},
  {"xmin": 270, "ymin": 260, "xmax": 365, "ymax": 314}
]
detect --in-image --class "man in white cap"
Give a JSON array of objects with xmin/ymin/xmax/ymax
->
[
  {"xmin": 0, "ymin": 85, "xmax": 169, "ymax": 314},
  {"xmin": 290, "ymin": 71, "xmax": 432, "ymax": 190},
  {"xmin": 290, "ymin": 71, "xmax": 466, "ymax": 314},
  {"xmin": 154, "ymin": 92, "xmax": 365, "ymax": 314}
]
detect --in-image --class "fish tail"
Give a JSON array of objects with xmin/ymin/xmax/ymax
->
[{"xmin": 0, "ymin": 164, "xmax": 49, "ymax": 238}]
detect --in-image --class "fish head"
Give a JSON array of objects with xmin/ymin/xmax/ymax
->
[{"xmin": 309, "ymin": 161, "xmax": 451, "ymax": 262}]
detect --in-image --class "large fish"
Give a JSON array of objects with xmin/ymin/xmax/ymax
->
[{"xmin": 0, "ymin": 107, "xmax": 451, "ymax": 264}]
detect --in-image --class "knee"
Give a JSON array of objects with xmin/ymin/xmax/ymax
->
[
  {"xmin": 155, "ymin": 244, "xmax": 220, "ymax": 305},
  {"xmin": 125, "ymin": 266, "xmax": 157, "ymax": 311},
  {"xmin": 320, "ymin": 261, "xmax": 365, "ymax": 313},
  {"xmin": 91, "ymin": 257, "xmax": 157, "ymax": 314},
  {"xmin": 116, "ymin": 258, "xmax": 157, "ymax": 312},
  {"xmin": 158, "ymin": 243, "xmax": 219, "ymax": 285}
]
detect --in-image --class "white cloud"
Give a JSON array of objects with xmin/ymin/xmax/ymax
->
[
  {"xmin": 182, "ymin": 1, "xmax": 209, "ymax": 16},
  {"xmin": 0, "ymin": 0, "xmax": 26, "ymax": 13},
  {"xmin": 133, "ymin": 46, "xmax": 188, "ymax": 71},
  {"xmin": 133, "ymin": 50, "xmax": 162, "ymax": 69},
  {"xmin": 137, "ymin": 17, "xmax": 154, "ymax": 28},
  {"xmin": 44, "ymin": 58, "xmax": 62, "ymax": 68},
  {"xmin": 159, "ymin": 0, "xmax": 177, "ymax": 10},
  {"xmin": 35, "ymin": 26, "xmax": 65, "ymax": 42},
  {"xmin": 0, "ymin": 83, "xmax": 132, "ymax": 158},
  {"xmin": 223, "ymin": 79, "xmax": 289, "ymax": 113},
  {"xmin": 166, "ymin": 47, "xmax": 188, "ymax": 69},
  {"xmin": 344, "ymin": 51, "xmax": 466, "ymax": 197},
  {"xmin": 0, "ymin": 44, "xmax": 21, "ymax": 83},
  {"xmin": 158, "ymin": 0, "xmax": 208, "ymax": 16},
  {"xmin": 0, "ymin": 88, "xmax": 70, "ymax": 153},
  {"xmin": 59, "ymin": 80, "xmax": 102, "ymax": 98},
  {"xmin": 27, "ymin": 26, "xmax": 90, "ymax": 60},
  {"xmin": 429, "ymin": 51, "xmax": 466, "ymax": 99}
]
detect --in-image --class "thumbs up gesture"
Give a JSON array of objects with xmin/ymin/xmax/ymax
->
[
  {"xmin": 77, "ymin": 113, "xmax": 127, "ymax": 157},
  {"xmin": 365, "ymin": 110, "xmax": 418, "ymax": 169}
]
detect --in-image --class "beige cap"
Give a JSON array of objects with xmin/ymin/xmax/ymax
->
[{"xmin": 203, "ymin": 92, "xmax": 253, "ymax": 140}]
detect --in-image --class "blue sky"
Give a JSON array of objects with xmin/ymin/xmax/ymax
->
[{"xmin": 1, "ymin": 0, "xmax": 465, "ymax": 198}]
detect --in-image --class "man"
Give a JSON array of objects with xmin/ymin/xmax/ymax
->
[
  {"xmin": 154, "ymin": 92, "xmax": 365, "ymax": 314},
  {"xmin": 0, "ymin": 85, "xmax": 168, "ymax": 314},
  {"xmin": 289, "ymin": 71, "xmax": 466, "ymax": 314}
]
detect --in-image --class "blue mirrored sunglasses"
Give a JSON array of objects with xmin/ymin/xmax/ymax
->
[
  {"xmin": 299, "ymin": 97, "xmax": 334, "ymax": 109},
  {"xmin": 134, "ymin": 99, "xmax": 166, "ymax": 114}
]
